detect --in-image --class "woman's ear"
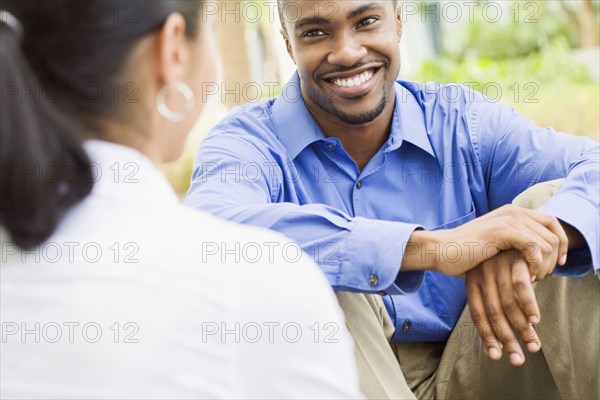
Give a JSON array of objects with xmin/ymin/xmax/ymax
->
[{"xmin": 156, "ymin": 13, "xmax": 190, "ymax": 86}]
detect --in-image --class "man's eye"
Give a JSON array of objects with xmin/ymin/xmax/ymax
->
[
  {"xmin": 357, "ymin": 17, "xmax": 379, "ymax": 28},
  {"xmin": 304, "ymin": 30, "xmax": 326, "ymax": 37}
]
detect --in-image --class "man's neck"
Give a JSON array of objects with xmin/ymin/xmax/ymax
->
[{"xmin": 305, "ymin": 94, "xmax": 396, "ymax": 172}]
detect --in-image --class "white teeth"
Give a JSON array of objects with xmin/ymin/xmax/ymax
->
[{"xmin": 332, "ymin": 70, "xmax": 375, "ymax": 88}]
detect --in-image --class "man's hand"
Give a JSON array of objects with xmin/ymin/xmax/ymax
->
[
  {"xmin": 466, "ymin": 250, "xmax": 541, "ymax": 367},
  {"xmin": 401, "ymin": 205, "xmax": 573, "ymax": 366},
  {"xmin": 403, "ymin": 205, "xmax": 569, "ymax": 279},
  {"xmin": 402, "ymin": 205, "xmax": 569, "ymax": 367}
]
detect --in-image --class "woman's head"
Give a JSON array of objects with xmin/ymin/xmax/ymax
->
[
  {"xmin": 1, "ymin": 0, "xmax": 215, "ymax": 248},
  {"xmin": 7, "ymin": 0, "xmax": 214, "ymax": 160}
]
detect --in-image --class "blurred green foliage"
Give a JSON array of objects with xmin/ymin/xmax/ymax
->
[
  {"xmin": 411, "ymin": 1, "xmax": 599, "ymax": 141},
  {"xmin": 447, "ymin": 1, "xmax": 577, "ymax": 60},
  {"xmin": 415, "ymin": 38, "xmax": 593, "ymax": 86}
]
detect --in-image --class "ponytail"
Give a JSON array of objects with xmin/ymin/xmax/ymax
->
[{"xmin": 0, "ymin": 18, "xmax": 93, "ymax": 250}]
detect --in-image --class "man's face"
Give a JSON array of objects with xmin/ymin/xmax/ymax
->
[{"xmin": 281, "ymin": 0, "xmax": 402, "ymax": 125}]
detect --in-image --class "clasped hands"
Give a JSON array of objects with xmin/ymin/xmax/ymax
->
[{"xmin": 404, "ymin": 205, "xmax": 569, "ymax": 366}]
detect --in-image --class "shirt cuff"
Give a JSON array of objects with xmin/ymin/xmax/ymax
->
[
  {"xmin": 538, "ymin": 193, "xmax": 598, "ymax": 275},
  {"xmin": 341, "ymin": 217, "xmax": 425, "ymax": 294}
]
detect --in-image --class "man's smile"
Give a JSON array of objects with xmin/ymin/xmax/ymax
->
[{"xmin": 321, "ymin": 66, "xmax": 383, "ymax": 99}]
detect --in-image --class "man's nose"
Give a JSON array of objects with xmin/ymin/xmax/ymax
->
[{"xmin": 326, "ymin": 33, "xmax": 368, "ymax": 67}]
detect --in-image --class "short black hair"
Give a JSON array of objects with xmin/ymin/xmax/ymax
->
[{"xmin": 277, "ymin": 0, "xmax": 399, "ymax": 32}]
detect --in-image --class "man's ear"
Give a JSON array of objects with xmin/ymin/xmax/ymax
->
[
  {"xmin": 395, "ymin": 4, "xmax": 403, "ymax": 40},
  {"xmin": 280, "ymin": 29, "xmax": 296, "ymax": 65}
]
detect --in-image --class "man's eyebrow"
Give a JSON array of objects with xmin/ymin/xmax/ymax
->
[
  {"xmin": 293, "ymin": 3, "xmax": 383, "ymax": 31},
  {"xmin": 294, "ymin": 16, "xmax": 331, "ymax": 31},
  {"xmin": 347, "ymin": 3, "xmax": 383, "ymax": 20}
]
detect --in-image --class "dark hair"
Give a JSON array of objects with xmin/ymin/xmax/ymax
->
[
  {"xmin": 0, "ymin": 1, "xmax": 204, "ymax": 249},
  {"xmin": 277, "ymin": 0, "xmax": 399, "ymax": 32}
]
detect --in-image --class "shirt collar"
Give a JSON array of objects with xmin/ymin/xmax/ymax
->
[
  {"xmin": 272, "ymin": 72, "xmax": 327, "ymax": 160},
  {"xmin": 389, "ymin": 82, "xmax": 435, "ymax": 157},
  {"xmin": 83, "ymin": 140, "xmax": 180, "ymax": 206},
  {"xmin": 271, "ymin": 72, "xmax": 435, "ymax": 159}
]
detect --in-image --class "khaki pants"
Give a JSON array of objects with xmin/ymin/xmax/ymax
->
[{"xmin": 337, "ymin": 181, "xmax": 600, "ymax": 399}]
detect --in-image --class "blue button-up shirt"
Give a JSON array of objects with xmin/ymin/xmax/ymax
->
[{"xmin": 186, "ymin": 73, "xmax": 599, "ymax": 342}]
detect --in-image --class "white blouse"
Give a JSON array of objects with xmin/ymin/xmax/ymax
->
[{"xmin": 0, "ymin": 140, "xmax": 362, "ymax": 399}]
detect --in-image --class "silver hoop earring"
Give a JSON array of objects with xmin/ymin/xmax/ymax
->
[{"xmin": 156, "ymin": 82, "xmax": 195, "ymax": 122}]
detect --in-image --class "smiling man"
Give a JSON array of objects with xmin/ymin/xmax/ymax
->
[
  {"xmin": 186, "ymin": 1, "xmax": 599, "ymax": 398},
  {"xmin": 285, "ymin": 0, "xmax": 402, "ymax": 170}
]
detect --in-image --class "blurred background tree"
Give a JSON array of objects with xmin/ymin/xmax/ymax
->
[
  {"xmin": 164, "ymin": 0, "xmax": 600, "ymax": 195},
  {"xmin": 560, "ymin": 0, "xmax": 599, "ymax": 47}
]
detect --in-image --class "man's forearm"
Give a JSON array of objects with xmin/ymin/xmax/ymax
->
[
  {"xmin": 401, "ymin": 229, "xmax": 440, "ymax": 272},
  {"xmin": 400, "ymin": 205, "xmax": 571, "ymax": 279}
]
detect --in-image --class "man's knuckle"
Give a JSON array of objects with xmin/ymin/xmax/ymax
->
[
  {"xmin": 486, "ymin": 306, "xmax": 501, "ymax": 320},
  {"xmin": 501, "ymin": 299, "xmax": 518, "ymax": 312},
  {"xmin": 549, "ymin": 234, "xmax": 559, "ymax": 247},
  {"xmin": 470, "ymin": 310, "xmax": 484, "ymax": 324},
  {"xmin": 497, "ymin": 280, "xmax": 511, "ymax": 293},
  {"xmin": 543, "ymin": 242, "xmax": 553, "ymax": 254},
  {"xmin": 512, "ymin": 278, "xmax": 529, "ymax": 291}
]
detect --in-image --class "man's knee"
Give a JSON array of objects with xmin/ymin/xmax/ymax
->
[{"xmin": 512, "ymin": 179, "xmax": 563, "ymax": 210}]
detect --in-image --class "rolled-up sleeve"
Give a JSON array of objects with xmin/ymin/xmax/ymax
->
[{"xmin": 472, "ymin": 95, "xmax": 599, "ymax": 274}]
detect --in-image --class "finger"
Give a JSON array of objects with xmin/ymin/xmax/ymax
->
[
  {"xmin": 512, "ymin": 261, "xmax": 542, "ymax": 353},
  {"xmin": 511, "ymin": 256, "xmax": 541, "ymax": 324},
  {"xmin": 507, "ymin": 227, "xmax": 548, "ymax": 280},
  {"xmin": 496, "ymin": 252, "xmax": 532, "ymax": 329},
  {"xmin": 466, "ymin": 274, "xmax": 502, "ymax": 361},
  {"xmin": 520, "ymin": 218, "xmax": 560, "ymax": 280},
  {"xmin": 490, "ymin": 205, "xmax": 567, "ymax": 269},
  {"xmin": 498, "ymin": 254, "xmax": 542, "ymax": 354},
  {"xmin": 480, "ymin": 262, "xmax": 525, "ymax": 366},
  {"xmin": 520, "ymin": 209, "xmax": 569, "ymax": 265}
]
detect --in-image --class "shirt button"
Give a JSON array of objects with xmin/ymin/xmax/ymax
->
[
  {"xmin": 403, "ymin": 321, "xmax": 411, "ymax": 333},
  {"xmin": 368, "ymin": 274, "xmax": 378, "ymax": 287},
  {"xmin": 356, "ymin": 181, "xmax": 363, "ymax": 189},
  {"xmin": 327, "ymin": 143, "xmax": 335, "ymax": 150}
]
